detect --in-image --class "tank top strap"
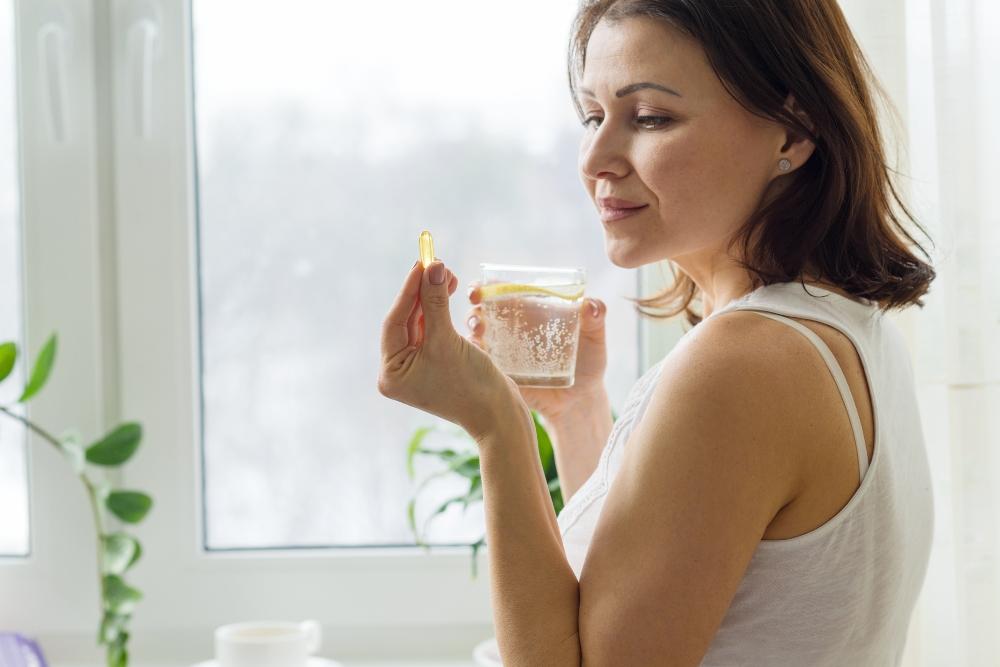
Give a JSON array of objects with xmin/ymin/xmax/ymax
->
[{"xmin": 737, "ymin": 309, "xmax": 869, "ymax": 483}]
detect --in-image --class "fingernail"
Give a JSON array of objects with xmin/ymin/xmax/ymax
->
[
  {"xmin": 467, "ymin": 315, "xmax": 479, "ymax": 331},
  {"xmin": 590, "ymin": 300, "xmax": 601, "ymax": 318},
  {"xmin": 412, "ymin": 259, "xmax": 420, "ymax": 269},
  {"xmin": 429, "ymin": 262, "xmax": 445, "ymax": 285}
]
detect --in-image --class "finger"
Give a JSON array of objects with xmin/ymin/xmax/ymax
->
[
  {"xmin": 407, "ymin": 300, "xmax": 423, "ymax": 345},
  {"xmin": 413, "ymin": 271, "xmax": 454, "ymax": 344},
  {"xmin": 419, "ymin": 261, "xmax": 456, "ymax": 342},
  {"xmin": 381, "ymin": 261, "xmax": 424, "ymax": 359},
  {"xmin": 465, "ymin": 310, "xmax": 483, "ymax": 335},
  {"xmin": 579, "ymin": 297, "xmax": 607, "ymax": 335},
  {"xmin": 467, "ymin": 283, "xmax": 482, "ymax": 305}
]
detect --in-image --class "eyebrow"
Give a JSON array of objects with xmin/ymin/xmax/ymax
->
[{"xmin": 577, "ymin": 81, "xmax": 683, "ymax": 99}]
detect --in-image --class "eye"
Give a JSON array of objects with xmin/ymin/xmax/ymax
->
[
  {"xmin": 635, "ymin": 115, "xmax": 672, "ymax": 129},
  {"xmin": 580, "ymin": 115, "xmax": 673, "ymax": 130}
]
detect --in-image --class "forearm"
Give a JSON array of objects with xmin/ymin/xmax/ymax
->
[
  {"xmin": 544, "ymin": 387, "xmax": 615, "ymax": 503},
  {"xmin": 477, "ymin": 396, "xmax": 581, "ymax": 666}
]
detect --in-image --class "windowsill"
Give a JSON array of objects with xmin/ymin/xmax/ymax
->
[
  {"xmin": 53, "ymin": 662, "xmax": 478, "ymax": 667},
  {"xmin": 35, "ymin": 626, "xmax": 493, "ymax": 667}
]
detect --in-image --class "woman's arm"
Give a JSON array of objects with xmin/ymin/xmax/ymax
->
[
  {"xmin": 477, "ymin": 392, "xmax": 582, "ymax": 666},
  {"xmin": 378, "ymin": 260, "xmax": 583, "ymax": 664},
  {"xmin": 543, "ymin": 386, "xmax": 615, "ymax": 503}
]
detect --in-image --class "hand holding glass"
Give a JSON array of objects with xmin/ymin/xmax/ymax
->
[{"xmin": 478, "ymin": 263, "xmax": 586, "ymax": 388}]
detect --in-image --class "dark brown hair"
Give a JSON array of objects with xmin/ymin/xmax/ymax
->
[{"xmin": 567, "ymin": 0, "xmax": 936, "ymax": 326}]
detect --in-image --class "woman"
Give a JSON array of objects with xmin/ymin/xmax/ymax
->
[{"xmin": 379, "ymin": 0, "xmax": 936, "ymax": 664}]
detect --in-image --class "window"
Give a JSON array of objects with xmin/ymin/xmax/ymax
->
[
  {"xmin": 0, "ymin": 0, "xmax": 28, "ymax": 558},
  {"xmin": 7, "ymin": 1, "xmax": 978, "ymax": 663},
  {"xmin": 191, "ymin": 0, "xmax": 640, "ymax": 550}
]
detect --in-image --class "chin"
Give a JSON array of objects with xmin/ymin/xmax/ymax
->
[{"xmin": 605, "ymin": 236, "xmax": 658, "ymax": 269}]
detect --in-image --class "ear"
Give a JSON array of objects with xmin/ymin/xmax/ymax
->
[{"xmin": 776, "ymin": 93, "xmax": 817, "ymax": 173}]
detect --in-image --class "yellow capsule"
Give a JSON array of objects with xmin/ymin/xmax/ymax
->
[{"xmin": 418, "ymin": 230, "xmax": 435, "ymax": 268}]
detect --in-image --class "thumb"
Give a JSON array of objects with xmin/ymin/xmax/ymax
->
[
  {"xmin": 420, "ymin": 260, "xmax": 456, "ymax": 339},
  {"xmin": 579, "ymin": 298, "xmax": 607, "ymax": 338}
]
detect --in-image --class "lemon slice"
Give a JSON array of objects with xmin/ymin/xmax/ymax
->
[{"xmin": 478, "ymin": 282, "xmax": 585, "ymax": 301}]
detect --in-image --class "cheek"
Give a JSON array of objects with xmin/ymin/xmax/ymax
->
[{"xmin": 639, "ymin": 126, "xmax": 770, "ymax": 232}]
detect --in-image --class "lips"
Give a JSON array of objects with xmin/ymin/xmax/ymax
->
[
  {"xmin": 600, "ymin": 205, "xmax": 648, "ymax": 222},
  {"xmin": 598, "ymin": 196, "xmax": 646, "ymax": 209}
]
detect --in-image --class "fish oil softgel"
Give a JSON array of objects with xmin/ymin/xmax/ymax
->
[{"xmin": 419, "ymin": 230, "xmax": 435, "ymax": 268}]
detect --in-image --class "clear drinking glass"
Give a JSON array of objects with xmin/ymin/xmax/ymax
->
[{"xmin": 479, "ymin": 263, "xmax": 586, "ymax": 388}]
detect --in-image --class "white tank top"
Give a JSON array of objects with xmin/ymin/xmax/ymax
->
[{"xmin": 557, "ymin": 281, "xmax": 934, "ymax": 666}]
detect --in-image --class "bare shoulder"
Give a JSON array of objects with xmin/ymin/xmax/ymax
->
[
  {"xmin": 666, "ymin": 309, "xmax": 837, "ymax": 409},
  {"xmin": 656, "ymin": 309, "xmax": 847, "ymax": 489}
]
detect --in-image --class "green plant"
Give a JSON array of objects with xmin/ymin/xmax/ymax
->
[
  {"xmin": 405, "ymin": 410, "xmax": 558, "ymax": 578},
  {"xmin": 0, "ymin": 335, "xmax": 151, "ymax": 667},
  {"xmin": 406, "ymin": 407, "xmax": 616, "ymax": 578}
]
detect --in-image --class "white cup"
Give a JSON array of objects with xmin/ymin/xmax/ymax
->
[{"xmin": 215, "ymin": 619, "xmax": 322, "ymax": 667}]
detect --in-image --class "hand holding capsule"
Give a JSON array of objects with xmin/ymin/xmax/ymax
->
[{"xmin": 379, "ymin": 240, "xmax": 523, "ymax": 442}]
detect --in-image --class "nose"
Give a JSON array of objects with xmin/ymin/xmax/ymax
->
[{"xmin": 578, "ymin": 125, "xmax": 631, "ymax": 182}]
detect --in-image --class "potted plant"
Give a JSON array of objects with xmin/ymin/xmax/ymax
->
[
  {"xmin": 406, "ymin": 410, "xmax": 560, "ymax": 577},
  {"xmin": 406, "ymin": 408, "xmax": 616, "ymax": 577},
  {"xmin": 0, "ymin": 335, "xmax": 152, "ymax": 667}
]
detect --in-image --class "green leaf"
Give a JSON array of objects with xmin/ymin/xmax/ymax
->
[
  {"xmin": 462, "ymin": 476, "xmax": 483, "ymax": 509},
  {"xmin": 98, "ymin": 610, "xmax": 129, "ymax": 644},
  {"xmin": 106, "ymin": 491, "xmax": 153, "ymax": 523},
  {"xmin": 102, "ymin": 532, "xmax": 140, "ymax": 575},
  {"xmin": 450, "ymin": 454, "xmax": 481, "ymax": 479},
  {"xmin": 437, "ymin": 449, "xmax": 480, "ymax": 477},
  {"xmin": 102, "ymin": 574, "xmax": 143, "ymax": 614},
  {"xmin": 407, "ymin": 446, "xmax": 482, "ymax": 543},
  {"xmin": 406, "ymin": 426, "xmax": 436, "ymax": 479},
  {"xmin": 413, "ymin": 447, "xmax": 480, "ymax": 479},
  {"xmin": 406, "ymin": 467, "xmax": 456, "ymax": 545},
  {"xmin": 469, "ymin": 535, "xmax": 486, "ymax": 580},
  {"xmin": 414, "ymin": 446, "xmax": 459, "ymax": 463},
  {"xmin": 0, "ymin": 341, "xmax": 16, "ymax": 383},
  {"xmin": 548, "ymin": 477, "xmax": 564, "ymax": 515},
  {"xmin": 532, "ymin": 411, "xmax": 556, "ymax": 478},
  {"xmin": 86, "ymin": 423, "xmax": 143, "ymax": 466},
  {"xmin": 17, "ymin": 333, "xmax": 57, "ymax": 403},
  {"xmin": 421, "ymin": 494, "xmax": 468, "ymax": 536},
  {"xmin": 407, "ymin": 497, "xmax": 419, "ymax": 544},
  {"xmin": 106, "ymin": 633, "xmax": 128, "ymax": 667},
  {"xmin": 418, "ymin": 476, "xmax": 486, "ymax": 541},
  {"xmin": 128, "ymin": 539, "xmax": 143, "ymax": 569}
]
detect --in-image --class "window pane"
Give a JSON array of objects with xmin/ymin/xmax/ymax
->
[
  {"xmin": 0, "ymin": 0, "xmax": 29, "ymax": 557},
  {"xmin": 194, "ymin": 0, "xmax": 638, "ymax": 549}
]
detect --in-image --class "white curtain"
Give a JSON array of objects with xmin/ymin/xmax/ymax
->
[
  {"xmin": 845, "ymin": 0, "xmax": 1000, "ymax": 664},
  {"xmin": 905, "ymin": 0, "xmax": 1000, "ymax": 664}
]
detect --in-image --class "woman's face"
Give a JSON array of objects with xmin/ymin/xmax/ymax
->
[{"xmin": 577, "ymin": 17, "xmax": 788, "ymax": 271}]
